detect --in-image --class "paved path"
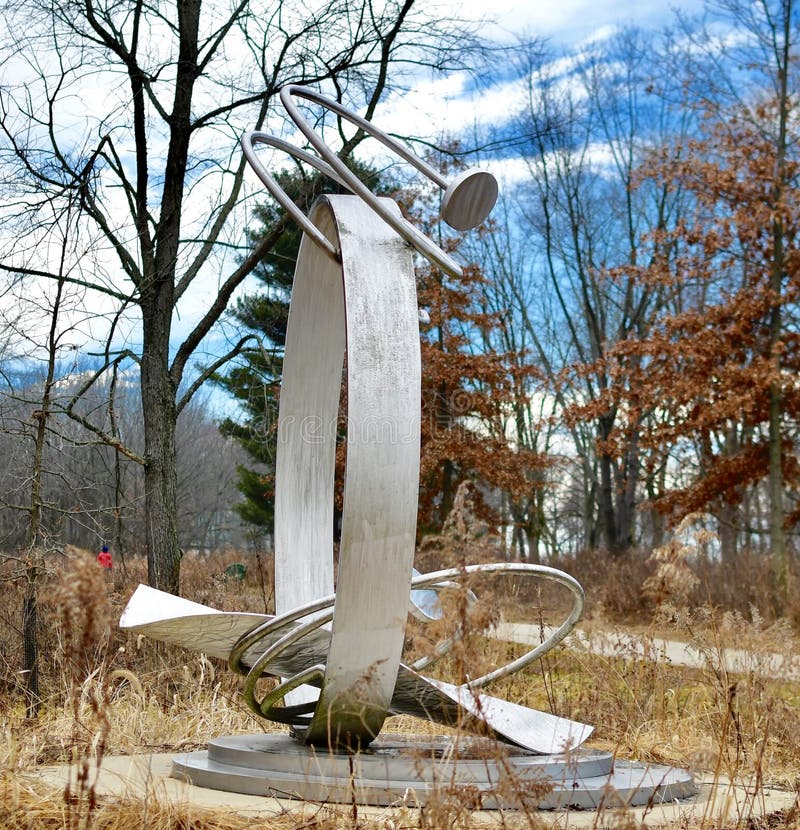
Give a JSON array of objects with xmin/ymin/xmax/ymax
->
[{"xmin": 492, "ymin": 623, "xmax": 800, "ymax": 681}]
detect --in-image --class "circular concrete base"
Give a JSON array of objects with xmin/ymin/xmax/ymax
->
[{"xmin": 172, "ymin": 734, "xmax": 696, "ymax": 810}]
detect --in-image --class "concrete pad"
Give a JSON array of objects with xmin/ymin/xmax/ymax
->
[
  {"xmin": 28, "ymin": 750, "xmax": 798, "ymax": 827},
  {"xmin": 171, "ymin": 734, "xmax": 694, "ymax": 810}
]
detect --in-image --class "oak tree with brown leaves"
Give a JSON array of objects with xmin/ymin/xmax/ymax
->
[
  {"xmin": 412, "ymin": 159, "xmax": 547, "ymax": 541},
  {"xmin": 595, "ymin": 100, "xmax": 800, "ymax": 575}
]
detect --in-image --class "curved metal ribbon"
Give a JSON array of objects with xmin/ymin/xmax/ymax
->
[
  {"xmin": 273, "ymin": 194, "xmax": 420, "ymax": 748},
  {"xmin": 223, "ymin": 563, "xmax": 589, "ymax": 752},
  {"xmin": 121, "ymin": 87, "xmax": 594, "ymax": 759},
  {"xmin": 240, "ymin": 85, "xmax": 498, "ymax": 279}
]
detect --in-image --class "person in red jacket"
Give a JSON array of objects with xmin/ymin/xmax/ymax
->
[{"xmin": 97, "ymin": 545, "xmax": 112, "ymax": 570}]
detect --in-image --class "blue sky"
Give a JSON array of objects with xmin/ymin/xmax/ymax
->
[
  {"xmin": 365, "ymin": 0, "xmax": 708, "ymax": 190},
  {"xmin": 1, "ymin": 0, "xmax": 711, "ymax": 397},
  {"xmin": 192, "ymin": 0, "xmax": 713, "ymax": 399},
  {"xmin": 478, "ymin": 0, "xmax": 705, "ymax": 45}
]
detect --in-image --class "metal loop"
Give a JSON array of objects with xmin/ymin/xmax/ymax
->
[
  {"xmin": 409, "ymin": 579, "xmax": 477, "ymax": 673},
  {"xmin": 240, "ymin": 132, "xmax": 342, "ymax": 264},
  {"xmin": 228, "ymin": 561, "xmax": 583, "ymax": 728},
  {"xmin": 253, "ymin": 665, "xmax": 326, "ymax": 725},
  {"xmin": 242, "ymin": 86, "xmax": 496, "ymax": 278},
  {"xmin": 279, "ymin": 86, "xmax": 448, "ymax": 188},
  {"xmin": 241, "ymin": 608, "xmax": 334, "ymax": 715},
  {"xmin": 228, "ymin": 592, "xmax": 336, "ymax": 676},
  {"xmin": 402, "ymin": 563, "xmax": 584, "ymax": 690},
  {"xmin": 278, "ymin": 85, "xmax": 465, "ymax": 277},
  {"xmin": 228, "ymin": 592, "xmax": 337, "ymax": 725}
]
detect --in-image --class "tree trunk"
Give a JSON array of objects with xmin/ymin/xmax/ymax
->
[
  {"xmin": 614, "ymin": 435, "xmax": 639, "ymax": 552},
  {"xmin": 22, "ymin": 272, "xmax": 66, "ymax": 716},
  {"xmin": 583, "ymin": 471, "xmax": 598, "ymax": 550},
  {"xmin": 646, "ymin": 461, "xmax": 667, "ymax": 550},
  {"xmin": 526, "ymin": 491, "xmax": 545, "ymax": 564},
  {"xmin": 22, "ymin": 569, "xmax": 39, "ymax": 718},
  {"xmin": 135, "ymin": 0, "xmax": 197, "ymax": 594},
  {"xmin": 141, "ymin": 310, "xmax": 181, "ymax": 594},
  {"xmin": 440, "ymin": 458, "xmax": 456, "ymax": 528},
  {"xmin": 717, "ymin": 501, "xmax": 738, "ymax": 564},
  {"xmin": 768, "ymin": 0, "xmax": 792, "ymax": 592},
  {"xmin": 598, "ymin": 415, "xmax": 623, "ymax": 554}
]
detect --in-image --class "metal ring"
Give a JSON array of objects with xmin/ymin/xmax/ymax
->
[
  {"xmin": 240, "ymin": 132, "xmax": 342, "ymax": 264},
  {"xmin": 228, "ymin": 593, "xmax": 336, "ymax": 676},
  {"xmin": 280, "ymin": 86, "xmax": 449, "ymax": 187},
  {"xmin": 403, "ymin": 563, "xmax": 584, "ymax": 689},
  {"xmin": 241, "ymin": 609, "xmax": 334, "ymax": 719},
  {"xmin": 279, "ymin": 85, "xmax": 465, "ymax": 277},
  {"xmin": 408, "ymin": 579, "xmax": 477, "ymax": 673},
  {"xmin": 229, "ymin": 562, "xmax": 583, "ymax": 727},
  {"xmin": 228, "ymin": 592, "xmax": 337, "ymax": 725},
  {"xmin": 251, "ymin": 665, "xmax": 326, "ymax": 725},
  {"xmin": 278, "ymin": 87, "xmax": 497, "ymax": 235}
]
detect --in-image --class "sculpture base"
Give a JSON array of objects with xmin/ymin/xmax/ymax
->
[{"xmin": 172, "ymin": 734, "xmax": 696, "ymax": 810}]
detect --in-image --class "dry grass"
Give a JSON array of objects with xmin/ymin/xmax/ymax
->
[
  {"xmin": 1, "ymin": 537, "xmax": 799, "ymax": 829},
  {"xmin": 0, "ymin": 776, "xmax": 255, "ymax": 830}
]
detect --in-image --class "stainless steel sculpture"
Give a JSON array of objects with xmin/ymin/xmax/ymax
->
[
  {"xmin": 122, "ymin": 565, "xmax": 592, "ymax": 754},
  {"xmin": 120, "ymin": 85, "xmax": 695, "ymax": 808}
]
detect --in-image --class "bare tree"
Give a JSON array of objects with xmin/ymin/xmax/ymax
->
[
  {"xmin": 505, "ymin": 32, "xmax": 694, "ymax": 554},
  {"xmin": 0, "ymin": 0, "xmax": 481, "ymax": 592},
  {"xmin": 0, "ymin": 192, "xmax": 89, "ymax": 715}
]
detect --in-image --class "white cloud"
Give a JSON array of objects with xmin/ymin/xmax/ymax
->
[
  {"xmin": 1, "ymin": 0, "xmax": 708, "ymax": 370},
  {"xmin": 458, "ymin": 0, "xmax": 704, "ymax": 45}
]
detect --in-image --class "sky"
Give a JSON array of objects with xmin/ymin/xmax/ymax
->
[
  {"xmin": 187, "ymin": 0, "xmax": 708, "ymax": 409},
  {"xmin": 462, "ymin": 0, "xmax": 704, "ymax": 45},
  {"xmin": 2, "ymin": 0, "xmax": 711, "ymax": 399},
  {"xmin": 363, "ymin": 0, "xmax": 707, "ymax": 184},
  {"xmin": 162, "ymin": 0, "xmax": 713, "ymax": 387}
]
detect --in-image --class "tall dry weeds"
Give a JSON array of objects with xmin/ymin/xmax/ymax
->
[
  {"xmin": 50, "ymin": 554, "xmax": 114, "ymax": 829},
  {"xmin": 0, "ymin": 521, "xmax": 799, "ymax": 827}
]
